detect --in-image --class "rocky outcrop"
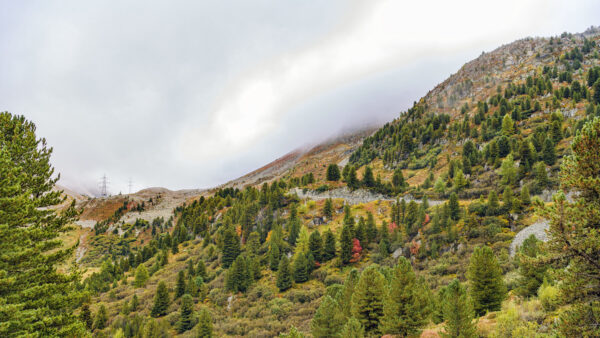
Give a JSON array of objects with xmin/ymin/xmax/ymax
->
[
  {"xmin": 290, "ymin": 187, "xmax": 444, "ymax": 206},
  {"xmin": 509, "ymin": 220, "xmax": 549, "ymax": 257}
]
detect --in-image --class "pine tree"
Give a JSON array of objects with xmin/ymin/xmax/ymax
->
[
  {"xmin": 538, "ymin": 117, "xmax": 600, "ymax": 335},
  {"xmin": 542, "ymin": 137, "xmax": 556, "ymax": 165},
  {"xmin": 131, "ymin": 294, "xmax": 139, "ymax": 312},
  {"xmin": 310, "ymin": 295, "xmax": 345, "ymax": 338},
  {"xmin": 340, "ymin": 224, "xmax": 354, "ymax": 265},
  {"xmin": 501, "ymin": 114, "xmax": 514, "ymax": 135},
  {"xmin": 442, "ymin": 279, "xmax": 476, "ymax": 338},
  {"xmin": 134, "ymin": 264, "xmax": 149, "ymax": 288},
  {"xmin": 593, "ymin": 79, "xmax": 600, "ymax": 104},
  {"xmin": 277, "ymin": 256, "xmax": 293, "ymax": 292},
  {"xmin": 151, "ymin": 281, "xmax": 170, "ymax": 317},
  {"xmin": 288, "ymin": 218, "xmax": 300, "ymax": 246},
  {"xmin": 340, "ymin": 269, "xmax": 360, "ymax": 318},
  {"xmin": 467, "ymin": 246, "xmax": 506, "ymax": 316},
  {"xmin": 293, "ymin": 253, "xmax": 309, "ymax": 283},
  {"xmin": 0, "ymin": 113, "xmax": 86, "ymax": 336},
  {"xmin": 520, "ymin": 186, "xmax": 531, "ymax": 206},
  {"xmin": 94, "ymin": 304, "xmax": 108, "ymax": 330},
  {"xmin": 340, "ymin": 317, "xmax": 365, "ymax": 338},
  {"xmin": 448, "ymin": 192, "xmax": 460, "ymax": 220},
  {"xmin": 177, "ymin": 294, "xmax": 195, "ymax": 333},
  {"xmin": 355, "ymin": 217, "xmax": 367, "ymax": 245},
  {"xmin": 197, "ymin": 308, "xmax": 213, "ymax": 338},
  {"xmin": 380, "ymin": 257, "xmax": 430, "ymax": 336},
  {"xmin": 269, "ymin": 242, "xmax": 280, "ymax": 271},
  {"xmin": 322, "ymin": 229, "xmax": 336, "ymax": 261},
  {"xmin": 516, "ymin": 235, "xmax": 546, "ymax": 297},
  {"xmin": 486, "ymin": 190, "xmax": 500, "ymax": 216},
  {"xmin": 323, "ymin": 198, "xmax": 333, "ymax": 220},
  {"xmin": 392, "ymin": 168, "xmax": 406, "ymax": 191},
  {"xmin": 308, "ymin": 230, "xmax": 323, "ymax": 262},
  {"xmin": 351, "ymin": 265, "xmax": 386, "ymax": 334},
  {"xmin": 366, "ymin": 211, "xmax": 377, "ymax": 243},
  {"xmin": 176, "ymin": 270, "xmax": 187, "ymax": 298},
  {"xmin": 226, "ymin": 255, "xmax": 251, "ymax": 292},
  {"xmin": 362, "ymin": 166, "xmax": 375, "ymax": 187},
  {"xmin": 187, "ymin": 259, "xmax": 196, "ymax": 277},
  {"xmin": 221, "ymin": 226, "xmax": 240, "ymax": 268},
  {"xmin": 80, "ymin": 303, "xmax": 93, "ymax": 330},
  {"xmin": 196, "ymin": 260, "xmax": 207, "ymax": 280},
  {"xmin": 379, "ymin": 223, "xmax": 391, "ymax": 258},
  {"xmin": 326, "ymin": 164, "xmax": 341, "ymax": 181}
]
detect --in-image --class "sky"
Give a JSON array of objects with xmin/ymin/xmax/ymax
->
[{"xmin": 1, "ymin": 0, "xmax": 599, "ymax": 195}]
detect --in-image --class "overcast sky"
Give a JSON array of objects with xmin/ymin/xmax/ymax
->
[{"xmin": 1, "ymin": 1, "xmax": 599, "ymax": 195}]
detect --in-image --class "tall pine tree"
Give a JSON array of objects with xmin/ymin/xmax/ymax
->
[
  {"xmin": 351, "ymin": 265, "xmax": 386, "ymax": 334},
  {"xmin": 310, "ymin": 295, "xmax": 345, "ymax": 338},
  {"xmin": 442, "ymin": 279, "xmax": 476, "ymax": 338},
  {"xmin": 0, "ymin": 113, "xmax": 86, "ymax": 335},
  {"xmin": 151, "ymin": 281, "xmax": 170, "ymax": 317},
  {"xmin": 467, "ymin": 246, "xmax": 506, "ymax": 316}
]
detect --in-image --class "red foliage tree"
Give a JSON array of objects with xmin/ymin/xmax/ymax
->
[
  {"xmin": 388, "ymin": 222, "xmax": 398, "ymax": 233},
  {"xmin": 350, "ymin": 238, "xmax": 362, "ymax": 263}
]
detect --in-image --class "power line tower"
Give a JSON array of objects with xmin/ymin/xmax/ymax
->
[
  {"xmin": 128, "ymin": 178, "xmax": 133, "ymax": 195},
  {"xmin": 99, "ymin": 174, "xmax": 109, "ymax": 197}
]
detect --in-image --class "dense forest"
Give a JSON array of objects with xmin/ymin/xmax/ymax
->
[{"xmin": 2, "ymin": 30, "xmax": 600, "ymax": 337}]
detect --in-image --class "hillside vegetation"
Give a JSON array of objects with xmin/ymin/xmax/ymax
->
[{"xmin": 3, "ymin": 27, "xmax": 600, "ymax": 337}]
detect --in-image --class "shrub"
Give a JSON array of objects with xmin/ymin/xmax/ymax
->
[{"xmin": 538, "ymin": 282, "xmax": 560, "ymax": 312}]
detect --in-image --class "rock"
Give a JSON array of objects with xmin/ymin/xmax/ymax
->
[
  {"xmin": 392, "ymin": 247, "xmax": 403, "ymax": 259},
  {"xmin": 509, "ymin": 220, "xmax": 549, "ymax": 257}
]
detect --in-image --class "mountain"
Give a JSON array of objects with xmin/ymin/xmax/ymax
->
[{"xmin": 60, "ymin": 27, "xmax": 600, "ymax": 336}]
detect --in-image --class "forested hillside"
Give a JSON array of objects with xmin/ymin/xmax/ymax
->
[{"xmin": 3, "ymin": 27, "xmax": 600, "ymax": 337}]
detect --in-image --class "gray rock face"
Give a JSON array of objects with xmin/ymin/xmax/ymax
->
[
  {"xmin": 290, "ymin": 187, "xmax": 443, "ymax": 206},
  {"xmin": 509, "ymin": 220, "xmax": 549, "ymax": 257}
]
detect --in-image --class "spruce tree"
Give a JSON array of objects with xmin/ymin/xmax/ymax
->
[
  {"xmin": 516, "ymin": 235, "xmax": 546, "ymax": 297},
  {"xmin": 134, "ymin": 264, "xmax": 149, "ymax": 288},
  {"xmin": 467, "ymin": 246, "xmax": 506, "ymax": 316},
  {"xmin": 131, "ymin": 294, "xmax": 139, "ymax": 312},
  {"xmin": 380, "ymin": 257, "xmax": 430, "ymax": 336},
  {"xmin": 196, "ymin": 260, "xmax": 207, "ymax": 280},
  {"xmin": 175, "ymin": 270, "xmax": 187, "ymax": 298},
  {"xmin": 310, "ymin": 296, "xmax": 345, "ymax": 338},
  {"xmin": 351, "ymin": 265, "xmax": 386, "ymax": 334},
  {"xmin": 221, "ymin": 226, "xmax": 240, "ymax": 268},
  {"xmin": 308, "ymin": 230, "xmax": 323, "ymax": 262},
  {"xmin": 177, "ymin": 294, "xmax": 195, "ymax": 333},
  {"xmin": 379, "ymin": 223, "xmax": 391, "ymax": 258},
  {"xmin": 442, "ymin": 279, "xmax": 476, "ymax": 338},
  {"xmin": 0, "ymin": 113, "xmax": 86, "ymax": 336},
  {"xmin": 392, "ymin": 167, "xmax": 406, "ymax": 191},
  {"xmin": 151, "ymin": 281, "xmax": 170, "ymax": 317},
  {"xmin": 94, "ymin": 304, "xmax": 108, "ymax": 330},
  {"xmin": 226, "ymin": 255, "xmax": 251, "ymax": 292},
  {"xmin": 277, "ymin": 256, "xmax": 293, "ymax": 292},
  {"xmin": 341, "ymin": 317, "xmax": 365, "ymax": 338},
  {"xmin": 197, "ymin": 308, "xmax": 213, "ymax": 337},
  {"xmin": 322, "ymin": 229, "xmax": 336, "ymax": 261}
]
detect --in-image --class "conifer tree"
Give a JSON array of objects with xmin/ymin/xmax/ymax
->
[
  {"xmin": 80, "ymin": 303, "xmax": 93, "ymax": 330},
  {"xmin": 486, "ymin": 190, "xmax": 500, "ymax": 216},
  {"xmin": 539, "ymin": 117, "xmax": 600, "ymax": 335},
  {"xmin": 187, "ymin": 259, "xmax": 195, "ymax": 277},
  {"xmin": 269, "ymin": 242, "xmax": 280, "ymax": 271},
  {"xmin": 380, "ymin": 257, "xmax": 430, "ymax": 336},
  {"xmin": 277, "ymin": 256, "xmax": 293, "ymax": 292},
  {"xmin": 151, "ymin": 281, "xmax": 170, "ymax": 317},
  {"xmin": 392, "ymin": 168, "xmax": 406, "ymax": 191},
  {"xmin": 340, "ymin": 269, "xmax": 360, "ymax": 318},
  {"xmin": 197, "ymin": 308, "xmax": 213, "ymax": 338},
  {"xmin": 355, "ymin": 217, "xmax": 367, "ymax": 245},
  {"xmin": 467, "ymin": 246, "xmax": 506, "ymax": 316},
  {"xmin": 134, "ymin": 264, "xmax": 149, "ymax": 288},
  {"xmin": 340, "ymin": 317, "xmax": 365, "ymax": 338},
  {"xmin": 326, "ymin": 164, "xmax": 341, "ymax": 181},
  {"xmin": 448, "ymin": 192, "xmax": 460, "ymax": 220},
  {"xmin": 176, "ymin": 270, "xmax": 187, "ymax": 298},
  {"xmin": 0, "ymin": 113, "xmax": 86, "ymax": 336},
  {"xmin": 196, "ymin": 260, "xmax": 207, "ymax": 280},
  {"xmin": 177, "ymin": 294, "xmax": 195, "ymax": 333},
  {"xmin": 221, "ymin": 226, "xmax": 240, "ymax": 268},
  {"xmin": 442, "ymin": 279, "xmax": 476, "ymax": 338},
  {"xmin": 542, "ymin": 137, "xmax": 556, "ymax": 165},
  {"xmin": 310, "ymin": 296, "xmax": 345, "ymax": 338},
  {"xmin": 131, "ymin": 294, "xmax": 139, "ymax": 312},
  {"xmin": 323, "ymin": 198, "xmax": 333, "ymax": 220},
  {"xmin": 520, "ymin": 186, "xmax": 531, "ymax": 206},
  {"xmin": 352, "ymin": 265, "xmax": 386, "ymax": 334},
  {"xmin": 293, "ymin": 253, "xmax": 309, "ymax": 283},
  {"xmin": 362, "ymin": 166, "xmax": 375, "ymax": 187},
  {"xmin": 340, "ymin": 224, "xmax": 354, "ymax": 265},
  {"xmin": 379, "ymin": 223, "xmax": 391, "ymax": 258},
  {"xmin": 226, "ymin": 255, "xmax": 251, "ymax": 292},
  {"xmin": 322, "ymin": 229, "xmax": 336, "ymax": 261},
  {"xmin": 366, "ymin": 211, "xmax": 377, "ymax": 243},
  {"xmin": 93, "ymin": 304, "xmax": 108, "ymax": 331},
  {"xmin": 308, "ymin": 230, "xmax": 323, "ymax": 262}
]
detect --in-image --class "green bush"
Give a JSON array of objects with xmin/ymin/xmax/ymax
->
[{"xmin": 538, "ymin": 282, "xmax": 560, "ymax": 312}]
